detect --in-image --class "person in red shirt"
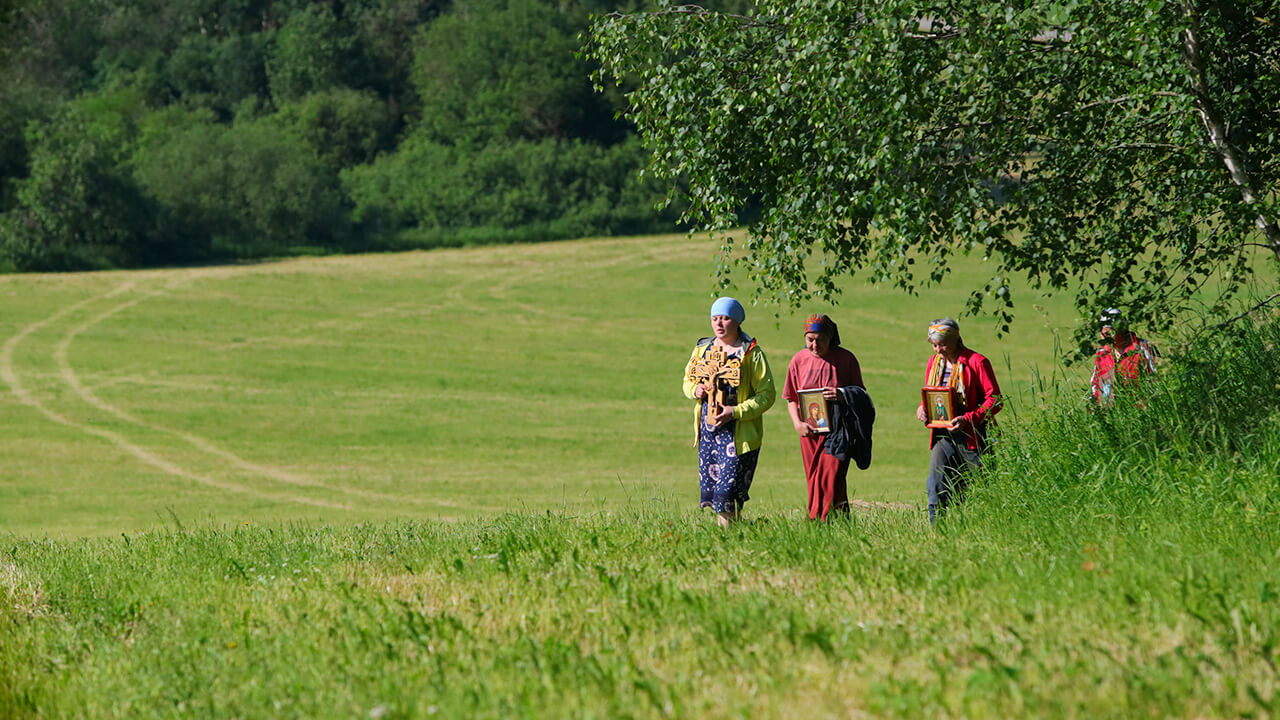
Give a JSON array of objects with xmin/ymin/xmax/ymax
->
[
  {"xmin": 782, "ymin": 314, "xmax": 864, "ymax": 520},
  {"xmin": 1090, "ymin": 308, "xmax": 1157, "ymax": 405},
  {"xmin": 914, "ymin": 318, "xmax": 1002, "ymax": 524}
]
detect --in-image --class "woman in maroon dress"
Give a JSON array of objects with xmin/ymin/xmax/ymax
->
[{"xmin": 782, "ymin": 314, "xmax": 864, "ymax": 520}]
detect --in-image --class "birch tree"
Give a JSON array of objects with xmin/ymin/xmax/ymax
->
[{"xmin": 590, "ymin": 0, "xmax": 1279, "ymax": 345}]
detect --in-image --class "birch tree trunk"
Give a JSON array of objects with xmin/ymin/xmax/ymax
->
[{"xmin": 1181, "ymin": 1, "xmax": 1280, "ymax": 260}]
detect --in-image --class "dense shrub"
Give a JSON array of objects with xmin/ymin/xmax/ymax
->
[
  {"xmin": 267, "ymin": 5, "xmax": 354, "ymax": 105},
  {"xmin": 0, "ymin": 82, "xmax": 56, "ymax": 211},
  {"xmin": 343, "ymin": 134, "xmax": 675, "ymax": 248},
  {"xmin": 161, "ymin": 33, "xmax": 272, "ymax": 119},
  {"xmin": 270, "ymin": 88, "xmax": 398, "ymax": 169},
  {"xmin": 0, "ymin": 88, "xmax": 155, "ymax": 271},
  {"xmin": 133, "ymin": 110, "xmax": 348, "ymax": 260},
  {"xmin": 411, "ymin": 0, "xmax": 626, "ymax": 145}
]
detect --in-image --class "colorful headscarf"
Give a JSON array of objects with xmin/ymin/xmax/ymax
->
[
  {"xmin": 927, "ymin": 318, "xmax": 959, "ymax": 342},
  {"xmin": 803, "ymin": 314, "xmax": 841, "ymax": 346}
]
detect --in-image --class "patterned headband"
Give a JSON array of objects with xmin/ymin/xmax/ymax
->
[
  {"xmin": 804, "ymin": 314, "xmax": 830, "ymax": 334},
  {"xmin": 804, "ymin": 313, "xmax": 841, "ymax": 347},
  {"xmin": 928, "ymin": 322, "xmax": 958, "ymax": 341}
]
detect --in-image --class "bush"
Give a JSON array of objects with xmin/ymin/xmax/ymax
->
[
  {"xmin": 269, "ymin": 88, "xmax": 397, "ymax": 170},
  {"xmin": 0, "ymin": 88, "xmax": 154, "ymax": 271},
  {"xmin": 410, "ymin": 0, "xmax": 626, "ymax": 145},
  {"xmin": 132, "ymin": 109, "xmax": 349, "ymax": 260},
  {"xmin": 164, "ymin": 33, "xmax": 271, "ymax": 119},
  {"xmin": 267, "ymin": 5, "xmax": 353, "ymax": 105},
  {"xmin": 0, "ymin": 82, "xmax": 57, "ymax": 211},
  {"xmin": 343, "ymin": 135, "xmax": 675, "ymax": 249}
]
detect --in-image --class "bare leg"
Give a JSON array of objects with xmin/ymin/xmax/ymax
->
[{"xmin": 716, "ymin": 510, "xmax": 737, "ymax": 529}]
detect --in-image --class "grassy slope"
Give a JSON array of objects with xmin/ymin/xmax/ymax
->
[
  {"xmin": 0, "ymin": 234, "xmax": 1084, "ymax": 536},
  {"xmin": 2, "ymin": 489, "xmax": 1277, "ymax": 719},
  {"xmin": 2, "ymin": 237, "xmax": 1279, "ymax": 718}
]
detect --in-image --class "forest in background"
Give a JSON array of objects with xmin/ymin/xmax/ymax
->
[{"xmin": 0, "ymin": 0, "xmax": 722, "ymax": 271}]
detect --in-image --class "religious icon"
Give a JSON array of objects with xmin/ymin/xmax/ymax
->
[
  {"xmin": 922, "ymin": 385, "xmax": 961, "ymax": 429},
  {"xmin": 797, "ymin": 388, "xmax": 830, "ymax": 434},
  {"xmin": 686, "ymin": 344, "xmax": 743, "ymax": 438}
]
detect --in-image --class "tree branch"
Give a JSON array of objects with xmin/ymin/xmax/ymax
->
[
  {"xmin": 918, "ymin": 91, "xmax": 1188, "ymax": 141},
  {"xmin": 1070, "ymin": 92, "xmax": 1183, "ymax": 113},
  {"xmin": 1019, "ymin": 37, "xmax": 1139, "ymax": 70},
  {"xmin": 906, "ymin": 31, "xmax": 961, "ymax": 40},
  {"xmin": 1102, "ymin": 142, "xmax": 1184, "ymax": 152},
  {"xmin": 602, "ymin": 5, "xmax": 778, "ymax": 29},
  {"xmin": 1212, "ymin": 292, "xmax": 1280, "ymax": 330}
]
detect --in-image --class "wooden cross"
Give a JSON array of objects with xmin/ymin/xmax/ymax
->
[{"xmin": 688, "ymin": 345, "xmax": 742, "ymax": 416}]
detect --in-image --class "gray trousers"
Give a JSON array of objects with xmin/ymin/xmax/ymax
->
[{"xmin": 927, "ymin": 431, "xmax": 982, "ymax": 510}]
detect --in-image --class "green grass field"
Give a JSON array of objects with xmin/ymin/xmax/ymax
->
[
  {"xmin": 3, "ymin": 235, "xmax": 1279, "ymax": 718},
  {"xmin": 0, "ymin": 234, "xmax": 1084, "ymax": 537}
]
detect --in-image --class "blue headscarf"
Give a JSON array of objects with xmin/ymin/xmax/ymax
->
[{"xmin": 710, "ymin": 297, "xmax": 745, "ymax": 324}]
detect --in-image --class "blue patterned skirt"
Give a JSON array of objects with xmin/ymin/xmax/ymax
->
[{"xmin": 697, "ymin": 403, "xmax": 760, "ymax": 513}]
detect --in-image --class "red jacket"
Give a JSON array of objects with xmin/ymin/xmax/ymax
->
[
  {"xmin": 923, "ymin": 347, "xmax": 1002, "ymax": 450},
  {"xmin": 1090, "ymin": 336, "xmax": 1156, "ymax": 403}
]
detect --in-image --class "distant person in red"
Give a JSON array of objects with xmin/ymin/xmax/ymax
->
[
  {"xmin": 783, "ymin": 314, "xmax": 864, "ymax": 520},
  {"xmin": 915, "ymin": 318, "xmax": 1001, "ymax": 525},
  {"xmin": 1090, "ymin": 308, "xmax": 1157, "ymax": 405}
]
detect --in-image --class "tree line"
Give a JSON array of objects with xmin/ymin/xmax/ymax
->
[{"xmin": 0, "ymin": 0, "xmax": 714, "ymax": 271}]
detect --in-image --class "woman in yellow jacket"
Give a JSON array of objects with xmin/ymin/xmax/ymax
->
[{"xmin": 682, "ymin": 297, "xmax": 777, "ymax": 528}]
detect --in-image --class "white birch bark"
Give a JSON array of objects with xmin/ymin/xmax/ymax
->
[{"xmin": 1181, "ymin": 1, "xmax": 1280, "ymax": 259}]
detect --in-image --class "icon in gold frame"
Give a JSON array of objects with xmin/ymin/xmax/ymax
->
[
  {"xmin": 922, "ymin": 385, "xmax": 961, "ymax": 428},
  {"xmin": 797, "ymin": 388, "xmax": 831, "ymax": 434}
]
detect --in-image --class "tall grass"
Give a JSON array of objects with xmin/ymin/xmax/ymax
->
[
  {"xmin": 2, "ymin": 319, "xmax": 1279, "ymax": 718},
  {"xmin": 972, "ymin": 310, "xmax": 1280, "ymax": 540},
  {"xmin": 955, "ymin": 314, "xmax": 1280, "ymax": 714}
]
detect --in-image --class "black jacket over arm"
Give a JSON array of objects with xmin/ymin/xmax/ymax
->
[{"xmin": 823, "ymin": 385, "xmax": 875, "ymax": 470}]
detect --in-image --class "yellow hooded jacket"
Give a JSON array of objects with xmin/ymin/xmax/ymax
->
[{"xmin": 682, "ymin": 334, "xmax": 777, "ymax": 455}]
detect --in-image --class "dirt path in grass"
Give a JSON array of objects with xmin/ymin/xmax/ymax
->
[
  {"xmin": 849, "ymin": 499, "xmax": 916, "ymax": 511},
  {"xmin": 50, "ymin": 277, "xmax": 463, "ymax": 510},
  {"xmin": 1, "ymin": 281, "xmax": 350, "ymax": 510},
  {"xmin": 52, "ymin": 281, "xmax": 447, "ymax": 507}
]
